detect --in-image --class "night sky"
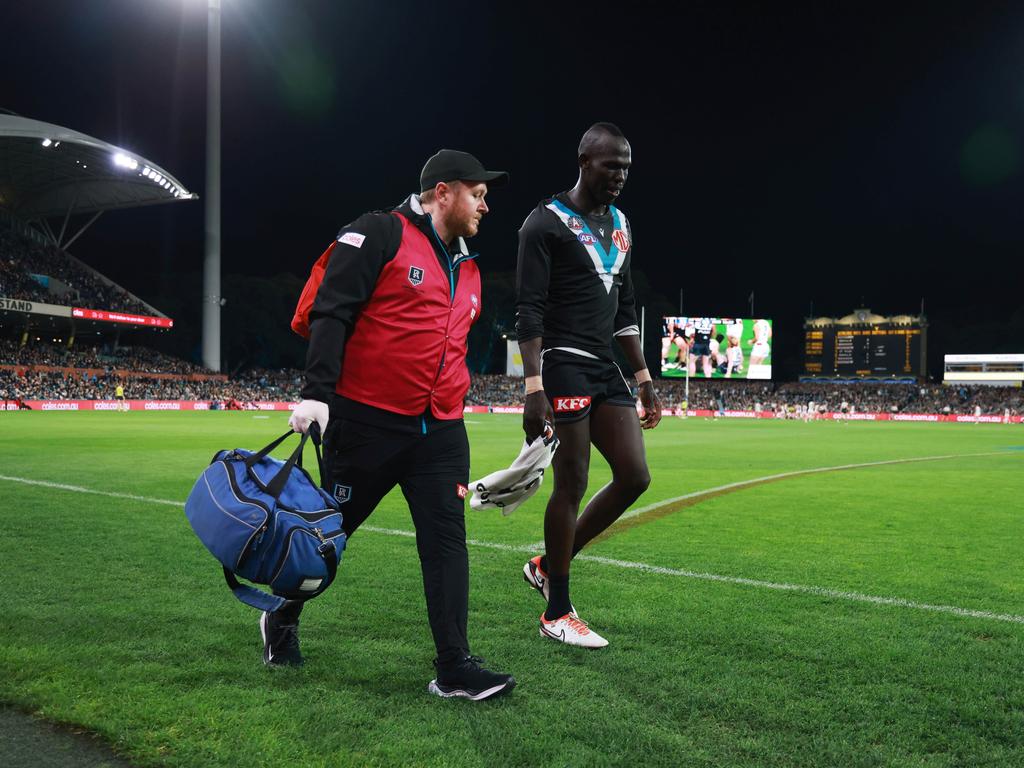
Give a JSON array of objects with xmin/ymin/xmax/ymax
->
[{"xmin": 3, "ymin": 1, "xmax": 1023, "ymax": 377}]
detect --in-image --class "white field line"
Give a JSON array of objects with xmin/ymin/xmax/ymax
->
[{"xmin": 2, "ymin": 470, "xmax": 1023, "ymax": 626}]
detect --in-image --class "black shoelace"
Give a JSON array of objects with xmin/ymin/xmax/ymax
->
[{"xmin": 273, "ymin": 623, "xmax": 300, "ymax": 652}]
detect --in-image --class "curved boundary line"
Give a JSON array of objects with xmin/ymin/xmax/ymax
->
[
  {"xmin": 589, "ymin": 451, "xmax": 1015, "ymax": 544},
  {"xmin": 1, "ymin": 471, "xmax": 1023, "ymax": 626}
]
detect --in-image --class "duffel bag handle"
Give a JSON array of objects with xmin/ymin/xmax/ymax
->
[
  {"xmin": 245, "ymin": 423, "xmax": 328, "ymax": 500},
  {"xmin": 295, "ymin": 422, "xmax": 328, "ymax": 489}
]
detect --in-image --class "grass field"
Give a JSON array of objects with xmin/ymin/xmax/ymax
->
[{"xmin": 1, "ymin": 412, "xmax": 1023, "ymax": 767}]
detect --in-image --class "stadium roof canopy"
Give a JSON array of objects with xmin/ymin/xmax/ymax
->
[{"xmin": 0, "ymin": 111, "xmax": 197, "ymax": 248}]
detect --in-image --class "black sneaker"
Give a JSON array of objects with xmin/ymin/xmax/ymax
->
[
  {"xmin": 260, "ymin": 609, "xmax": 303, "ymax": 667},
  {"xmin": 428, "ymin": 655, "xmax": 515, "ymax": 701}
]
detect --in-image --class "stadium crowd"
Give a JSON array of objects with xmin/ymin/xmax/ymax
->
[
  {"xmin": 2, "ymin": 338, "xmax": 303, "ymax": 403},
  {"xmin": 3, "ymin": 346, "xmax": 1021, "ymax": 415},
  {"xmin": 465, "ymin": 375, "xmax": 1023, "ymax": 416},
  {"xmin": 0, "ymin": 367, "xmax": 302, "ymax": 404},
  {"xmin": 1, "ymin": 229, "xmax": 150, "ymax": 314},
  {"xmin": 0, "ymin": 338, "xmax": 208, "ymax": 374}
]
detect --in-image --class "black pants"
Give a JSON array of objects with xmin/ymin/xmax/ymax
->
[{"xmin": 280, "ymin": 414, "xmax": 471, "ymax": 665}]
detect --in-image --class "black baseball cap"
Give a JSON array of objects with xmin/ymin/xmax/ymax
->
[{"xmin": 420, "ymin": 149, "xmax": 509, "ymax": 192}]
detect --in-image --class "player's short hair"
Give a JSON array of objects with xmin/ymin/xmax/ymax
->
[{"xmin": 578, "ymin": 122, "xmax": 627, "ymax": 156}]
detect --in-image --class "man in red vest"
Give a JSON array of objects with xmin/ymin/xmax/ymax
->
[{"xmin": 277, "ymin": 150, "xmax": 515, "ymax": 701}]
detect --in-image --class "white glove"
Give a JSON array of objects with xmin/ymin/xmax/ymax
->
[{"xmin": 288, "ymin": 399, "xmax": 329, "ymax": 436}]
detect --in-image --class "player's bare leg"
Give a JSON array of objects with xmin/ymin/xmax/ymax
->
[
  {"xmin": 541, "ymin": 417, "xmax": 591, "ymax": 619},
  {"xmin": 572, "ymin": 402, "xmax": 650, "ymax": 553}
]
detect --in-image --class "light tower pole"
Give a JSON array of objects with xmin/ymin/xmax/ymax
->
[{"xmin": 202, "ymin": 0, "xmax": 222, "ymax": 371}]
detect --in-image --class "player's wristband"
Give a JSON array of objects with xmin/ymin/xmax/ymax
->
[
  {"xmin": 525, "ymin": 375, "xmax": 544, "ymax": 395},
  {"xmin": 635, "ymin": 368, "xmax": 652, "ymax": 385}
]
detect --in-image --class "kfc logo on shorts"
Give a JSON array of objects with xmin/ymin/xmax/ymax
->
[
  {"xmin": 567, "ymin": 216, "xmax": 584, "ymax": 231},
  {"xmin": 408, "ymin": 266, "xmax": 424, "ymax": 286},
  {"xmin": 456, "ymin": 483, "xmax": 469, "ymax": 500},
  {"xmin": 554, "ymin": 396, "xmax": 592, "ymax": 413},
  {"xmin": 577, "ymin": 233, "xmax": 597, "ymax": 246},
  {"xmin": 611, "ymin": 228, "xmax": 630, "ymax": 252}
]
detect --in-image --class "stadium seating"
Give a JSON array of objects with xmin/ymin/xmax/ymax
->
[
  {"xmin": 465, "ymin": 374, "xmax": 1023, "ymax": 416},
  {"xmin": 0, "ymin": 228, "xmax": 150, "ymax": 314}
]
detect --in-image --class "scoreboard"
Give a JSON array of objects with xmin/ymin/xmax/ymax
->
[{"xmin": 804, "ymin": 327, "xmax": 923, "ymax": 376}]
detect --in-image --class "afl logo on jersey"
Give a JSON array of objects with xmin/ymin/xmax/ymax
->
[
  {"xmin": 611, "ymin": 229, "xmax": 630, "ymax": 252},
  {"xmin": 577, "ymin": 233, "xmax": 597, "ymax": 246},
  {"xmin": 408, "ymin": 266, "xmax": 424, "ymax": 286},
  {"xmin": 567, "ymin": 216, "xmax": 584, "ymax": 231}
]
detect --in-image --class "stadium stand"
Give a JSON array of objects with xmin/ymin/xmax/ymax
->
[
  {"xmin": 464, "ymin": 374, "xmax": 1024, "ymax": 417},
  {"xmin": 0, "ymin": 365, "xmax": 302, "ymax": 404},
  {"xmin": 1, "ymin": 338, "xmax": 303, "ymax": 404},
  {"xmin": 0, "ymin": 228, "xmax": 150, "ymax": 314},
  {"xmin": 6, "ymin": 354, "xmax": 1018, "ymax": 416}
]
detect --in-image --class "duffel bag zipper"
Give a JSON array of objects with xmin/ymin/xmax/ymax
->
[{"xmin": 269, "ymin": 527, "xmax": 342, "ymax": 586}]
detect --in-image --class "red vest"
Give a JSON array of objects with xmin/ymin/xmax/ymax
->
[{"xmin": 336, "ymin": 212, "xmax": 481, "ymax": 419}]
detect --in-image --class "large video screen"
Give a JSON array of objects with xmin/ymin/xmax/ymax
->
[
  {"xmin": 804, "ymin": 327, "xmax": 922, "ymax": 376},
  {"xmin": 661, "ymin": 317, "xmax": 772, "ymax": 379}
]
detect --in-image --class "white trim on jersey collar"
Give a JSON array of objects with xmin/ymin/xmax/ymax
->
[{"xmin": 544, "ymin": 200, "xmax": 629, "ymax": 295}]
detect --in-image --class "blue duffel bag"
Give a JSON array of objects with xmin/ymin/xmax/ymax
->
[{"xmin": 185, "ymin": 425, "xmax": 345, "ymax": 612}]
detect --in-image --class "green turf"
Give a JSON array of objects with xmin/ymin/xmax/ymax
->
[{"xmin": 1, "ymin": 412, "xmax": 1023, "ymax": 767}]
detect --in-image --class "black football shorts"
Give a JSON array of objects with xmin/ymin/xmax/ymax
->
[
  {"xmin": 690, "ymin": 340, "xmax": 711, "ymax": 357},
  {"xmin": 541, "ymin": 349, "xmax": 636, "ymax": 423}
]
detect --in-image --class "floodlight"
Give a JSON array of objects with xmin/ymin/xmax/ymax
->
[
  {"xmin": 113, "ymin": 152, "xmax": 138, "ymax": 170},
  {"xmin": 41, "ymin": 138, "xmax": 52, "ymax": 147}
]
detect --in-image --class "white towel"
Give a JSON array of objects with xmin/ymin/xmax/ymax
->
[{"xmin": 469, "ymin": 428, "xmax": 559, "ymax": 516}]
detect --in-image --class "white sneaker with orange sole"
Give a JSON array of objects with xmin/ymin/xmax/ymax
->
[{"xmin": 539, "ymin": 611, "xmax": 608, "ymax": 649}]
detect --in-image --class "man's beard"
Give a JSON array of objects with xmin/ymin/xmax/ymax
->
[{"xmin": 447, "ymin": 210, "xmax": 479, "ymax": 239}]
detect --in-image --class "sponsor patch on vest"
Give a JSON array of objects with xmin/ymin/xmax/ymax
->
[
  {"xmin": 577, "ymin": 233, "xmax": 597, "ymax": 246},
  {"xmin": 612, "ymin": 228, "xmax": 630, "ymax": 252},
  {"xmin": 456, "ymin": 483, "xmax": 469, "ymax": 500},
  {"xmin": 554, "ymin": 396, "xmax": 592, "ymax": 413},
  {"xmin": 333, "ymin": 483, "xmax": 352, "ymax": 504},
  {"xmin": 408, "ymin": 266, "xmax": 424, "ymax": 286},
  {"xmin": 567, "ymin": 216, "xmax": 584, "ymax": 231},
  {"xmin": 338, "ymin": 232, "xmax": 366, "ymax": 248}
]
